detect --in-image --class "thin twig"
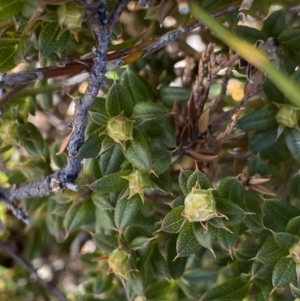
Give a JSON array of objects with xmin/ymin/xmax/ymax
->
[{"xmin": 0, "ymin": 240, "xmax": 66, "ymax": 300}]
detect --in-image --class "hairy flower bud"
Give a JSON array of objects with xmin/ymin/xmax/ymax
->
[
  {"xmin": 182, "ymin": 188, "xmax": 218, "ymax": 222},
  {"xmin": 123, "ymin": 169, "xmax": 152, "ymax": 202},
  {"xmin": 107, "ymin": 248, "xmax": 131, "ymax": 279},
  {"xmin": 106, "ymin": 113, "xmax": 134, "ymax": 147},
  {"xmin": 276, "ymin": 105, "xmax": 300, "ymax": 130}
]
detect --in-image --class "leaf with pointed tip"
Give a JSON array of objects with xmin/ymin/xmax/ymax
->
[
  {"xmin": 176, "ymin": 222, "xmax": 202, "ymax": 257},
  {"xmin": 114, "ymin": 195, "xmax": 141, "ymax": 230},
  {"xmin": 217, "ymin": 177, "xmax": 243, "ymax": 205},
  {"xmin": 243, "ymin": 193, "xmax": 264, "ymax": 233},
  {"xmin": 129, "ymin": 236, "xmax": 151, "ymax": 257},
  {"xmin": 290, "ymin": 283, "xmax": 300, "ymax": 298},
  {"xmin": 133, "ymin": 102, "xmax": 169, "ymax": 129},
  {"xmin": 166, "ymin": 235, "xmax": 187, "ymax": 279},
  {"xmin": 100, "ymin": 136, "xmax": 115, "ymax": 155},
  {"xmin": 250, "ymin": 128, "xmax": 278, "ymax": 153},
  {"xmin": 273, "ymin": 232, "xmax": 296, "ymax": 250},
  {"xmin": 106, "ymin": 83, "xmax": 133, "ymax": 117},
  {"xmin": 263, "ymin": 199, "xmax": 300, "ymax": 232},
  {"xmin": 78, "ymin": 134, "xmax": 104, "ymax": 158},
  {"xmin": 171, "ymin": 195, "xmax": 185, "ymax": 208},
  {"xmin": 201, "ymin": 276, "xmax": 250, "ymax": 301},
  {"xmin": 216, "ymin": 225, "xmax": 239, "ymax": 253},
  {"xmin": 215, "ymin": 198, "xmax": 245, "ymax": 226},
  {"xmin": 179, "ymin": 170, "xmax": 193, "ymax": 196},
  {"xmin": 90, "ymin": 170, "xmax": 131, "ymax": 193},
  {"xmin": 237, "ymin": 109, "xmax": 277, "ymax": 131},
  {"xmin": 93, "ymin": 233, "xmax": 118, "ymax": 253},
  {"xmin": 251, "ymin": 260, "xmax": 274, "ymax": 285},
  {"xmin": 272, "ymin": 258, "xmax": 296, "ymax": 288},
  {"xmin": 255, "ymin": 286, "xmax": 273, "ymax": 301},
  {"xmin": 64, "ymin": 199, "xmax": 94, "ymax": 233},
  {"xmin": 124, "ymin": 129, "xmax": 152, "ymax": 172},
  {"xmin": 262, "ymin": 10, "xmax": 285, "ymax": 38},
  {"xmin": 100, "ymin": 142, "xmax": 124, "ymax": 175},
  {"xmin": 145, "ymin": 280, "xmax": 171, "ymax": 301},
  {"xmin": 187, "ymin": 170, "xmax": 211, "ymax": 191},
  {"xmin": 92, "ymin": 193, "xmax": 113, "ymax": 210},
  {"xmin": 285, "ymin": 128, "xmax": 300, "ymax": 162},
  {"xmin": 0, "ymin": 0, "xmax": 21, "ymax": 22},
  {"xmin": 95, "ymin": 206, "xmax": 114, "ymax": 230},
  {"xmin": 286, "ymin": 216, "xmax": 300, "ymax": 236},
  {"xmin": 193, "ymin": 223, "xmax": 216, "ymax": 252},
  {"xmin": 120, "ymin": 69, "xmax": 152, "ymax": 104},
  {"xmin": 161, "ymin": 206, "xmax": 185, "ymax": 233},
  {"xmin": 151, "ymin": 149, "xmax": 171, "ymax": 175},
  {"xmin": 21, "ymin": 122, "xmax": 45, "ymax": 157},
  {"xmin": 150, "ymin": 171, "xmax": 172, "ymax": 193},
  {"xmin": 38, "ymin": 22, "xmax": 70, "ymax": 56},
  {"xmin": 256, "ymin": 236, "xmax": 289, "ymax": 264},
  {"xmin": 288, "ymin": 172, "xmax": 300, "ymax": 199}
]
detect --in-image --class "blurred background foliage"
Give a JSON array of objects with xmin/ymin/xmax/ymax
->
[{"xmin": 1, "ymin": 0, "xmax": 300, "ymax": 300}]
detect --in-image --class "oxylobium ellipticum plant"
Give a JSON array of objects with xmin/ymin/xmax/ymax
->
[{"xmin": 1, "ymin": 0, "xmax": 300, "ymax": 300}]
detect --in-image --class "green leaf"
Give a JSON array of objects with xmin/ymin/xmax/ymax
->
[
  {"xmin": 114, "ymin": 195, "xmax": 141, "ymax": 230},
  {"xmin": 234, "ymin": 25, "xmax": 265, "ymax": 44},
  {"xmin": 171, "ymin": 195, "xmax": 185, "ymax": 208},
  {"xmin": 251, "ymin": 260, "xmax": 274, "ymax": 285},
  {"xmin": 78, "ymin": 134, "xmax": 104, "ymax": 158},
  {"xmin": 106, "ymin": 83, "xmax": 133, "ymax": 117},
  {"xmin": 216, "ymin": 225, "xmax": 240, "ymax": 253},
  {"xmin": 243, "ymin": 193, "xmax": 264, "ymax": 233},
  {"xmin": 262, "ymin": 10, "xmax": 285, "ymax": 38},
  {"xmin": 250, "ymin": 128, "xmax": 277, "ymax": 153},
  {"xmin": 248, "ymin": 156, "xmax": 269, "ymax": 176},
  {"xmin": 129, "ymin": 236, "xmax": 152, "ymax": 257},
  {"xmin": 290, "ymin": 283, "xmax": 300, "ymax": 298},
  {"xmin": 255, "ymin": 236, "xmax": 289, "ymax": 264},
  {"xmin": 145, "ymin": 280, "xmax": 171, "ymax": 301},
  {"xmin": 285, "ymin": 128, "xmax": 300, "ymax": 162},
  {"xmin": 21, "ymin": 122, "xmax": 45, "ymax": 157},
  {"xmin": 120, "ymin": 69, "xmax": 152, "ymax": 104},
  {"xmin": 256, "ymin": 286, "xmax": 273, "ymax": 301},
  {"xmin": 151, "ymin": 149, "xmax": 171, "ymax": 176},
  {"xmin": 201, "ymin": 276, "xmax": 250, "ymax": 301},
  {"xmin": 125, "ymin": 272, "xmax": 144, "ymax": 301},
  {"xmin": 237, "ymin": 109, "xmax": 278, "ymax": 131},
  {"xmin": 146, "ymin": 121, "xmax": 176, "ymax": 148},
  {"xmin": 193, "ymin": 223, "xmax": 216, "ymax": 253},
  {"xmin": 0, "ymin": 0, "xmax": 21, "ymax": 22},
  {"xmin": 63, "ymin": 199, "xmax": 94, "ymax": 233},
  {"xmin": 100, "ymin": 142, "xmax": 124, "ymax": 175},
  {"xmin": 0, "ymin": 44, "xmax": 18, "ymax": 72},
  {"xmin": 272, "ymin": 258, "xmax": 296, "ymax": 288},
  {"xmin": 124, "ymin": 129, "xmax": 152, "ymax": 172},
  {"xmin": 161, "ymin": 206, "xmax": 185, "ymax": 233},
  {"xmin": 217, "ymin": 177, "xmax": 243, "ymax": 205},
  {"xmin": 179, "ymin": 170, "xmax": 193, "ymax": 196},
  {"xmin": 124, "ymin": 225, "xmax": 153, "ymax": 243},
  {"xmin": 89, "ymin": 98, "xmax": 109, "ymax": 127},
  {"xmin": 150, "ymin": 171, "xmax": 172, "ymax": 193},
  {"xmin": 133, "ymin": 102, "xmax": 169, "ymax": 129},
  {"xmin": 159, "ymin": 86, "xmax": 190, "ymax": 106},
  {"xmin": 273, "ymin": 232, "xmax": 296, "ymax": 250},
  {"xmin": 176, "ymin": 222, "xmax": 202, "ymax": 257},
  {"xmin": 263, "ymin": 199, "xmax": 300, "ymax": 232},
  {"xmin": 90, "ymin": 170, "xmax": 130, "ymax": 193},
  {"xmin": 95, "ymin": 206, "xmax": 114, "ymax": 230},
  {"xmin": 279, "ymin": 29, "xmax": 300, "ymax": 52},
  {"xmin": 100, "ymin": 135, "xmax": 115, "ymax": 155},
  {"xmin": 263, "ymin": 78, "xmax": 286, "ymax": 104},
  {"xmin": 92, "ymin": 193, "xmax": 113, "ymax": 210},
  {"xmin": 166, "ymin": 235, "xmax": 187, "ymax": 279},
  {"xmin": 93, "ymin": 233, "xmax": 118, "ymax": 253},
  {"xmin": 215, "ymin": 198, "xmax": 245, "ymax": 226},
  {"xmin": 187, "ymin": 170, "xmax": 211, "ymax": 191},
  {"xmin": 38, "ymin": 23, "xmax": 70, "ymax": 56},
  {"xmin": 286, "ymin": 216, "xmax": 300, "ymax": 236}
]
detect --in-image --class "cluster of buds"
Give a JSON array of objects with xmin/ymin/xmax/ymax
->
[{"xmin": 107, "ymin": 248, "xmax": 131, "ymax": 279}]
